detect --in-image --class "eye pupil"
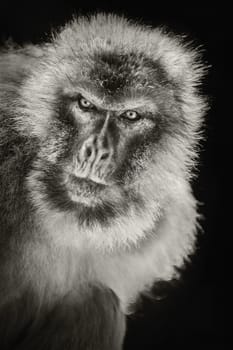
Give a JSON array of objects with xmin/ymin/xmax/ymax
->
[
  {"xmin": 123, "ymin": 110, "xmax": 140, "ymax": 121},
  {"xmin": 81, "ymin": 98, "xmax": 90, "ymax": 107},
  {"xmin": 77, "ymin": 95, "xmax": 93, "ymax": 110}
]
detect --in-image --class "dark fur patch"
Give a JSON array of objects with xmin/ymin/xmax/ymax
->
[
  {"xmin": 0, "ymin": 114, "xmax": 37, "ymax": 241},
  {"xmin": 90, "ymin": 51, "xmax": 169, "ymax": 95},
  {"xmin": 113, "ymin": 119, "xmax": 164, "ymax": 183},
  {"xmin": 0, "ymin": 285, "xmax": 125, "ymax": 350},
  {"xmin": 55, "ymin": 94, "xmax": 79, "ymax": 129},
  {"xmin": 74, "ymin": 201, "xmax": 121, "ymax": 227}
]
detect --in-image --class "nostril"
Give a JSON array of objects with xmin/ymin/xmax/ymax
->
[
  {"xmin": 100, "ymin": 151, "xmax": 109, "ymax": 161},
  {"xmin": 85, "ymin": 146, "xmax": 93, "ymax": 158}
]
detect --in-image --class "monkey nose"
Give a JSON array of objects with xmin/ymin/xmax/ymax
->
[{"xmin": 79, "ymin": 135, "xmax": 113, "ymax": 164}]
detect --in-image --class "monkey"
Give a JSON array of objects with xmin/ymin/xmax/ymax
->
[{"xmin": 0, "ymin": 13, "xmax": 207, "ymax": 349}]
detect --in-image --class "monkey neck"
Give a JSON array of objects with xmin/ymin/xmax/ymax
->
[{"xmin": 13, "ymin": 185, "xmax": 197, "ymax": 313}]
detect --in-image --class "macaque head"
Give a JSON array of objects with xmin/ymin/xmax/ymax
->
[{"xmin": 19, "ymin": 15, "xmax": 206, "ymax": 249}]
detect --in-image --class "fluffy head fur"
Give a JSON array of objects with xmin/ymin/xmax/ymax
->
[{"xmin": 0, "ymin": 13, "xmax": 207, "ymax": 349}]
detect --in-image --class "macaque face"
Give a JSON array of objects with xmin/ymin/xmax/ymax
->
[{"xmin": 25, "ymin": 48, "xmax": 185, "ymax": 228}]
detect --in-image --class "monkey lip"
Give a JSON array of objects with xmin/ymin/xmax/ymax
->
[
  {"xmin": 65, "ymin": 174, "xmax": 109, "ymax": 199},
  {"xmin": 75, "ymin": 176, "xmax": 107, "ymax": 189}
]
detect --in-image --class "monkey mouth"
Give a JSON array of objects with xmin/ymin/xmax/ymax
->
[
  {"xmin": 75, "ymin": 175, "xmax": 107, "ymax": 189},
  {"xmin": 64, "ymin": 174, "xmax": 109, "ymax": 203}
]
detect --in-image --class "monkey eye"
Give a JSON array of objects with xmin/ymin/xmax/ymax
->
[
  {"xmin": 77, "ymin": 95, "xmax": 94, "ymax": 111},
  {"xmin": 121, "ymin": 110, "xmax": 141, "ymax": 122}
]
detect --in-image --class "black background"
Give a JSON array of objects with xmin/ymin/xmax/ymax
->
[{"xmin": 0, "ymin": 1, "xmax": 231, "ymax": 349}]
